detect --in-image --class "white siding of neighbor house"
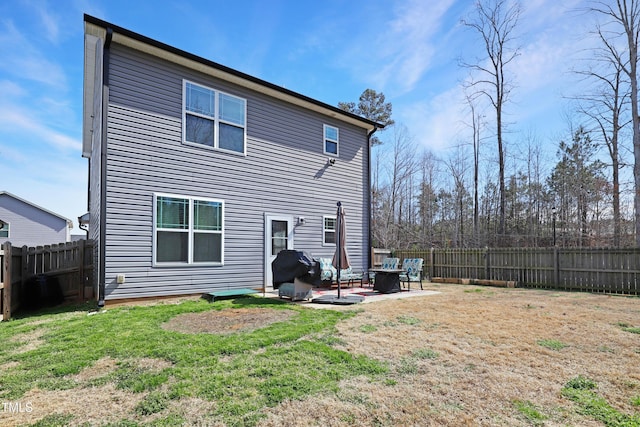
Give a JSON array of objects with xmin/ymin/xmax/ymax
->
[
  {"xmin": 0, "ymin": 194, "xmax": 70, "ymax": 247},
  {"xmin": 99, "ymin": 44, "xmax": 370, "ymax": 300}
]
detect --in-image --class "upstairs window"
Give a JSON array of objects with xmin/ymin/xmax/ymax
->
[
  {"xmin": 323, "ymin": 216, "xmax": 336, "ymax": 245},
  {"xmin": 183, "ymin": 81, "xmax": 246, "ymax": 154},
  {"xmin": 324, "ymin": 124, "xmax": 339, "ymax": 156},
  {"xmin": 154, "ymin": 194, "xmax": 224, "ymax": 265}
]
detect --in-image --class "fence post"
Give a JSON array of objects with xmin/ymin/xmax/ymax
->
[
  {"xmin": 2, "ymin": 242, "xmax": 11, "ymax": 321},
  {"xmin": 484, "ymin": 246, "xmax": 490, "ymax": 280},
  {"xmin": 553, "ymin": 247, "xmax": 560, "ymax": 287},
  {"xmin": 429, "ymin": 247, "xmax": 435, "ymax": 279},
  {"xmin": 78, "ymin": 240, "xmax": 85, "ymax": 301}
]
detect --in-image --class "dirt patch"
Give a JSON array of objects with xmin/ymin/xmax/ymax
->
[{"xmin": 162, "ymin": 307, "xmax": 295, "ymax": 335}]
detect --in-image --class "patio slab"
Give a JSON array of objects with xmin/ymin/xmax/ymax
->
[{"xmin": 264, "ymin": 285, "xmax": 440, "ymax": 309}]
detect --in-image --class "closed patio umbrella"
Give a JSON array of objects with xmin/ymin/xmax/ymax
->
[
  {"xmin": 332, "ymin": 201, "xmax": 351, "ymax": 299},
  {"xmin": 312, "ymin": 201, "xmax": 363, "ymax": 305}
]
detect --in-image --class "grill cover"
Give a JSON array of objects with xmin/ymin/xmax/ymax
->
[{"xmin": 271, "ymin": 250, "xmax": 320, "ymax": 289}]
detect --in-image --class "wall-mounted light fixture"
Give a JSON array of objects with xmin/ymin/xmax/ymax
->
[
  {"xmin": 78, "ymin": 213, "xmax": 90, "ymax": 237},
  {"xmin": 327, "ymin": 158, "xmax": 336, "ymax": 166},
  {"xmin": 0, "ymin": 219, "xmax": 5, "ymax": 230},
  {"xmin": 297, "ymin": 216, "xmax": 306, "ymax": 226}
]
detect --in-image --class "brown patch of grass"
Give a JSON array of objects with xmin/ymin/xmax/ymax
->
[
  {"xmin": 0, "ymin": 361, "xmax": 20, "ymax": 372},
  {"xmin": 261, "ymin": 284, "xmax": 640, "ymax": 426},
  {"xmin": 0, "ymin": 384, "xmax": 143, "ymax": 427},
  {"xmin": 133, "ymin": 357, "xmax": 174, "ymax": 371},
  {"xmin": 8, "ymin": 328, "xmax": 46, "ymax": 355},
  {"xmin": 70, "ymin": 356, "xmax": 119, "ymax": 383},
  {"xmin": 152, "ymin": 397, "xmax": 222, "ymax": 426},
  {"xmin": 162, "ymin": 307, "xmax": 295, "ymax": 335}
]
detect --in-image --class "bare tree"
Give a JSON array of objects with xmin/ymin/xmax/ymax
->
[
  {"xmin": 372, "ymin": 125, "xmax": 417, "ymax": 249},
  {"xmin": 445, "ymin": 147, "xmax": 471, "ymax": 247},
  {"xmin": 573, "ymin": 33, "xmax": 629, "ymax": 245},
  {"xmin": 590, "ymin": 0, "xmax": 640, "ymax": 245},
  {"xmin": 417, "ymin": 150, "xmax": 440, "ymax": 247},
  {"xmin": 463, "ymin": 92, "xmax": 485, "ymax": 245},
  {"xmin": 461, "ymin": 0, "xmax": 521, "ymax": 241}
]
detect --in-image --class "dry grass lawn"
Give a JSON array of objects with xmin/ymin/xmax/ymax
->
[
  {"xmin": 1, "ymin": 283, "xmax": 639, "ymax": 426},
  {"xmin": 262, "ymin": 284, "xmax": 640, "ymax": 426}
]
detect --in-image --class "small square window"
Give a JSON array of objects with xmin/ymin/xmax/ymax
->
[
  {"xmin": 324, "ymin": 125, "xmax": 339, "ymax": 156},
  {"xmin": 323, "ymin": 216, "xmax": 336, "ymax": 245}
]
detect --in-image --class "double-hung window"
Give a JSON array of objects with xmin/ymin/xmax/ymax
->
[
  {"xmin": 323, "ymin": 124, "xmax": 339, "ymax": 156},
  {"xmin": 183, "ymin": 80, "xmax": 246, "ymax": 154},
  {"xmin": 323, "ymin": 216, "xmax": 336, "ymax": 245},
  {"xmin": 154, "ymin": 194, "xmax": 224, "ymax": 265}
]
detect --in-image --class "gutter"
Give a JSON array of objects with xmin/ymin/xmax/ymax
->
[
  {"xmin": 366, "ymin": 126, "xmax": 380, "ymax": 271},
  {"xmin": 97, "ymin": 27, "xmax": 113, "ymax": 308}
]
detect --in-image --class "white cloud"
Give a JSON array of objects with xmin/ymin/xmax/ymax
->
[
  {"xmin": 34, "ymin": 3, "xmax": 60, "ymax": 43},
  {"xmin": 399, "ymin": 87, "xmax": 468, "ymax": 152},
  {"xmin": 0, "ymin": 79, "xmax": 26, "ymax": 98},
  {"xmin": 0, "ymin": 105, "xmax": 81, "ymax": 151},
  {"xmin": 371, "ymin": 0, "xmax": 456, "ymax": 93},
  {"xmin": 0, "ymin": 20, "xmax": 67, "ymax": 89}
]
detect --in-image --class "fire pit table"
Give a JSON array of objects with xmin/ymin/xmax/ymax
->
[{"xmin": 370, "ymin": 268, "xmax": 404, "ymax": 293}]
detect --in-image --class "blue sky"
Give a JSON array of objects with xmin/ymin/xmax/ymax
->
[{"xmin": 0, "ymin": 0, "xmax": 597, "ymax": 232}]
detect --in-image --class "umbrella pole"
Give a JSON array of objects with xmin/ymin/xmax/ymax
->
[{"xmin": 336, "ymin": 201, "xmax": 342, "ymax": 299}]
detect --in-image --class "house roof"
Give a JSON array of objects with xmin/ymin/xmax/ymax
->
[
  {"xmin": 0, "ymin": 191, "xmax": 73, "ymax": 228},
  {"xmin": 83, "ymin": 14, "xmax": 384, "ymax": 157}
]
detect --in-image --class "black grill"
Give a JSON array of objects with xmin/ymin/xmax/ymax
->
[{"xmin": 271, "ymin": 250, "xmax": 320, "ymax": 289}]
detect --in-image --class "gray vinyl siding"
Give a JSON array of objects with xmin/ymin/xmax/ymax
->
[
  {"xmin": 0, "ymin": 195, "xmax": 69, "ymax": 247},
  {"xmin": 101, "ymin": 44, "xmax": 369, "ymax": 300},
  {"xmin": 88, "ymin": 57, "xmax": 103, "ymax": 302}
]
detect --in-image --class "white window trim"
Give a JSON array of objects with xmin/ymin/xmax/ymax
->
[
  {"xmin": 323, "ymin": 215, "xmax": 336, "ymax": 246},
  {"xmin": 182, "ymin": 80, "xmax": 247, "ymax": 156},
  {"xmin": 153, "ymin": 193, "xmax": 225, "ymax": 267},
  {"xmin": 323, "ymin": 124, "xmax": 339, "ymax": 156}
]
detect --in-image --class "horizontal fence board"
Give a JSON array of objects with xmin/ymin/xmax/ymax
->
[{"xmin": 395, "ymin": 247, "xmax": 640, "ymax": 296}]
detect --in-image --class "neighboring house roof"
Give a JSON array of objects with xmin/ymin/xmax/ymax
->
[
  {"xmin": 0, "ymin": 191, "xmax": 73, "ymax": 229},
  {"xmin": 83, "ymin": 14, "xmax": 384, "ymax": 158}
]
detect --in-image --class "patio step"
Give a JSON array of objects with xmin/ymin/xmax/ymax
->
[{"xmin": 205, "ymin": 288, "xmax": 259, "ymax": 302}]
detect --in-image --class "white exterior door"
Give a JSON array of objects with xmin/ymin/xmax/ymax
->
[{"xmin": 264, "ymin": 214, "xmax": 294, "ymax": 287}]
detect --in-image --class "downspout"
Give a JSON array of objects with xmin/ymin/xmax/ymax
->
[
  {"xmin": 98, "ymin": 27, "xmax": 113, "ymax": 308},
  {"xmin": 366, "ymin": 126, "xmax": 379, "ymax": 271}
]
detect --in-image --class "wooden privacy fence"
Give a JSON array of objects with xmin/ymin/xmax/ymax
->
[
  {"xmin": 1, "ymin": 240, "xmax": 94, "ymax": 321},
  {"xmin": 394, "ymin": 247, "xmax": 640, "ymax": 295}
]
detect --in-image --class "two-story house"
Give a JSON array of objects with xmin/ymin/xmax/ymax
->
[{"xmin": 82, "ymin": 15, "xmax": 382, "ymax": 304}]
